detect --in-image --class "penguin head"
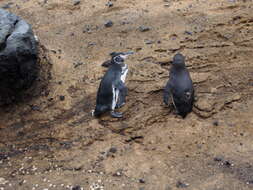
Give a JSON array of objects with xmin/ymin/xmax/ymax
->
[
  {"xmin": 172, "ymin": 53, "xmax": 185, "ymax": 68},
  {"xmin": 110, "ymin": 51, "xmax": 134, "ymax": 65}
]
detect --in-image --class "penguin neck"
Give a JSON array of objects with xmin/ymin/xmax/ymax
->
[
  {"xmin": 111, "ymin": 62, "xmax": 124, "ymax": 71},
  {"xmin": 172, "ymin": 66, "xmax": 186, "ymax": 72}
]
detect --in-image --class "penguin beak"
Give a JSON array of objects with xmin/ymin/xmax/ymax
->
[{"xmin": 120, "ymin": 51, "xmax": 134, "ymax": 59}]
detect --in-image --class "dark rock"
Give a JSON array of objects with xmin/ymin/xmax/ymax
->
[
  {"xmin": 214, "ymin": 157, "xmax": 223, "ymax": 162},
  {"xmin": 176, "ymin": 181, "xmax": 188, "ymax": 188},
  {"xmin": 184, "ymin": 31, "xmax": 192, "ymax": 35},
  {"xmin": 105, "ymin": 20, "xmax": 113, "ymax": 27},
  {"xmin": 144, "ymin": 39, "xmax": 154, "ymax": 45},
  {"xmin": 139, "ymin": 26, "xmax": 151, "ymax": 32},
  {"xmin": 72, "ymin": 185, "xmax": 81, "ymax": 190},
  {"xmin": 109, "ymin": 147, "xmax": 117, "ymax": 153},
  {"xmin": 73, "ymin": 0, "xmax": 81, "ymax": 6},
  {"xmin": 73, "ymin": 62, "xmax": 83, "ymax": 68},
  {"xmin": 87, "ymin": 42, "xmax": 96, "ymax": 47},
  {"xmin": 0, "ymin": 9, "xmax": 38, "ymax": 105},
  {"xmin": 59, "ymin": 95, "xmax": 65, "ymax": 101},
  {"xmin": 223, "ymin": 160, "xmax": 233, "ymax": 167},
  {"xmin": 139, "ymin": 178, "xmax": 145, "ymax": 183},
  {"xmin": 106, "ymin": 1, "xmax": 114, "ymax": 7},
  {"xmin": 139, "ymin": 188, "xmax": 145, "ymax": 190},
  {"xmin": 213, "ymin": 120, "xmax": 219, "ymax": 126}
]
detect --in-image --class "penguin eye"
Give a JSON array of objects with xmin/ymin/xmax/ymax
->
[{"xmin": 114, "ymin": 56, "xmax": 124, "ymax": 64}]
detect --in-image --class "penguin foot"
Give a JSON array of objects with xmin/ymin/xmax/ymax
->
[
  {"xmin": 110, "ymin": 111, "xmax": 123, "ymax": 118},
  {"xmin": 115, "ymin": 102, "xmax": 125, "ymax": 109}
]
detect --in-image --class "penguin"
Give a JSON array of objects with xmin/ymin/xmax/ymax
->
[
  {"xmin": 92, "ymin": 51, "xmax": 134, "ymax": 118},
  {"xmin": 163, "ymin": 53, "xmax": 194, "ymax": 118}
]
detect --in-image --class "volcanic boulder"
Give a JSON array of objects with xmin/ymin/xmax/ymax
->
[{"xmin": 0, "ymin": 9, "xmax": 38, "ymax": 104}]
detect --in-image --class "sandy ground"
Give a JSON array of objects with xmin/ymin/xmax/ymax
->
[{"xmin": 0, "ymin": 0, "xmax": 253, "ymax": 189}]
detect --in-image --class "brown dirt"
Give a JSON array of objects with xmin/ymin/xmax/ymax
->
[{"xmin": 0, "ymin": 0, "xmax": 253, "ymax": 190}]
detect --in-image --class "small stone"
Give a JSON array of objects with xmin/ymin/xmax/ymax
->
[
  {"xmin": 144, "ymin": 39, "xmax": 154, "ymax": 44},
  {"xmin": 113, "ymin": 169, "xmax": 123, "ymax": 177},
  {"xmin": 0, "ymin": 177, "xmax": 8, "ymax": 185},
  {"xmin": 109, "ymin": 147, "xmax": 117, "ymax": 153},
  {"xmin": 139, "ymin": 26, "xmax": 151, "ymax": 32},
  {"xmin": 106, "ymin": 1, "xmax": 113, "ymax": 7},
  {"xmin": 184, "ymin": 31, "xmax": 192, "ymax": 35},
  {"xmin": 176, "ymin": 181, "xmax": 188, "ymax": 188},
  {"xmin": 105, "ymin": 20, "xmax": 113, "ymax": 27},
  {"xmin": 73, "ymin": 0, "xmax": 81, "ymax": 6},
  {"xmin": 72, "ymin": 185, "xmax": 81, "ymax": 190},
  {"xmin": 59, "ymin": 95, "xmax": 65, "ymax": 101},
  {"xmin": 223, "ymin": 160, "xmax": 233, "ymax": 167},
  {"xmin": 214, "ymin": 157, "xmax": 223, "ymax": 162},
  {"xmin": 213, "ymin": 121, "xmax": 219, "ymax": 126},
  {"xmin": 87, "ymin": 42, "xmax": 96, "ymax": 47},
  {"xmin": 139, "ymin": 178, "xmax": 145, "ymax": 183},
  {"xmin": 73, "ymin": 62, "xmax": 84, "ymax": 68}
]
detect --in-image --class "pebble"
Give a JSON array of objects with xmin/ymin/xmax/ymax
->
[
  {"xmin": 139, "ymin": 26, "xmax": 151, "ymax": 32},
  {"xmin": 73, "ymin": 0, "xmax": 81, "ymax": 6},
  {"xmin": 105, "ymin": 20, "xmax": 113, "ymax": 27},
  {"xmin": 109, "ymin": 147, "xmax": 117, "ymax": 153},
  {"xmin": 59, "ymin": 95, "xmax": 65, "ymax": 101},
  {"xmin": 176, "ymin": 181, "xmax": 188, "ymax": 188},
  {"xmin": 0, "ymin": 178, "xmax": 8, "ymax": 185},
  {"xmin": 214, "ymin": 157, "xmax": 223, "ymax": 162},
  {"xmin": 106, "ymin": 1, "xmax": 113, "ymax": 7},
  {"xmin": 213, "ymin": 120, "xmax": 219, "ymax": 126},
  {"xmin": 184, "ymin": 31, "xmax": 193, "ymax": 35},
  {"xmin": 139, "ymin": 178, "xmax": 145, "ymax": 183},
  {"xmin": 223, "ymin": 160, "xmax": 234, "ymax": 167},
  {"xmin": 72, "ymin": 185, "xmax": 81, "ymax": 190},
  {"xmin": 144, "ymin": 40, "xmax": 154, "ymax": 45}
]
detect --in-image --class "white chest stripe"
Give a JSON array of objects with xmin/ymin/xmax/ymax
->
[{"xmin": 112, "ymin": 65, "xmax": 128, "ymax": 110}]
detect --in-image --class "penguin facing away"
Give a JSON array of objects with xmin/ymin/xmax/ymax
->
[
  {"xmin": 92, "ymin": 51, "xmax": 134, "ymax": 118},
  {"xmin": 163, "ymin": 53, "xmax": 194, "ymax": 118}
]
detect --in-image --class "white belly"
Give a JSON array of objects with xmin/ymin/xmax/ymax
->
[
  {"xmin": 112, "ymin": 85, "xmax": 119, "ymax": 110},
  {"xmin": 121, "ymin": 64, "xmax": 128, "ymax": 82},
  {"xmin": 112, "ymin": 65, "xmax": 128, "ymax": 110}
]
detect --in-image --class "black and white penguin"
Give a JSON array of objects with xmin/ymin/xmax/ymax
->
[
  {"xmin": 163, "ymin": 53, "xmax": 194, "ymax": 118},
  {"xmin": 92, "ymin": 51, "xmax": 134, "ymax": 118}
]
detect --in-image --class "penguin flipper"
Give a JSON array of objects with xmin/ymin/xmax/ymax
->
[
  {"xmin": 164, "ymin": 82, "xmax": 172, "ymax": 105},
  {"xmin": 114, "ymin": 80, "xmax": 126, "ymax": 91}
]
